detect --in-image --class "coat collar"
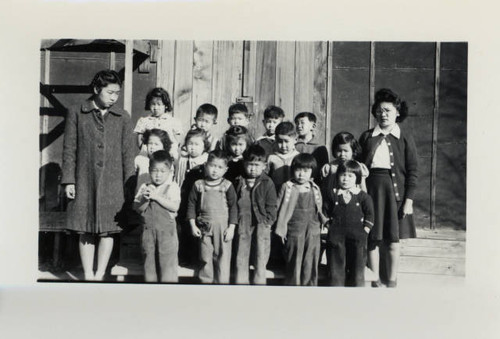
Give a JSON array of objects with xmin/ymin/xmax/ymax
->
[
  {"xmin": 81, "ymin": 98, "xmax": 125, "ymax": 116},
  {"xmin": 334, "ymin": 187, "xmax": 361, "ymax": 195},
  {"xmin": 296, "ymin": 134, "xmax": 319, "ymax": 145},
  {"xmin": 372, "ymin": 124, "xmax": 400, "ymax": 139}
]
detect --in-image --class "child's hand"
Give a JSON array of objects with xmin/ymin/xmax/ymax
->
[
  {"xmin": 148, "ymin": 186, "xmax": 159, "ymax": 201},
  {"xmin": 364, "ymin": 226, "xmax": 371, "ymax": 234},
  {"xmin": 65, "ymin": 184, "xmax": 76, "ymax": 199},
  {"xmin": 144, "ymin": 185, "xmax": 156, "ymax": 200},
  {"xmin": 279, "ymin": 236, "xmax": 287, "ymax": 245},
  {"xmin": 321, "ymin": 164, "xmax": 331, "ymax": 178},
  {"xmin": 191, "ymin": 224, "xmax": 202, "ymax": 238},
  {"xmin": 402, "ymin": 199, "xmax": 414, "ymax": 217},
  {"xmin": 224, "ymin": 225, "xmax": 235, "ymax": 242},
  {"xmin": 321, "ymin": 224, "xmax": 329, "ymax": 235}
]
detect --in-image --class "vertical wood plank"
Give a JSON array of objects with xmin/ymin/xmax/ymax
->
[
  {"xmin": 109, "ymin": 51, "xmax": 116, "ymax": 71},
  {"xmin": 275, "ymin": 41, "xmax": 296, "ymax": 120},
  {"xmin": 430, "ymin": 42, "xmax": 441, "ymax": 229},
  {"xmin": 253, "ymin": 41, "xmax": 277, "ymax": 137},
  {"xmin": 312, "ymin": 41, "xmax": 328, "ymax": 145},
  {"xmin": 325, "ymin": 41, "xmax": 334, "ymax": 157},
  {"xmin": 156, "ymin": 40, "xmax": 176, "ymax": 99},
  {"xmin": 123, "ymin": 40, "xmax": 133, "ymax": 115},
  {"xmin": 173, "ymin": 40, "xmax": 194, "ymax": 129},
  {"xmin": 369, "ymin": 41, "xmax": 376, "ymax": 129},
  {"xmin": 192, "ymin": 40, "xmax": 214, "ymax": 122},
  {"xmin": 40, "ymin": 49, "xmax": 51, "ymax": 209},
  {"xmin": 294, "ymin": 41, "xmax": 315, "ymax": 115},
  {"xmin": 242, "ymin": 41, "xmax": 258, "ymax": 136}
]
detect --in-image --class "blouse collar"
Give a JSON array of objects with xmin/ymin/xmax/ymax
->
[{"xmin": 372, "ymin": 124, "xmax": 400, "ymax": 139}]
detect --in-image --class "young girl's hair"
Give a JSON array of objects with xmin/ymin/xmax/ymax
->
[
  {"xmin": 144, "ymin": 87, "xmax": 173, "ymax": 112},
  {"xmin": 336, "ymin": 160, "xmax": 362, "ymax": 185},
  {"xmin": 291, "ymin": 153, "xmax": 317, "ymax": 175},
  {"xmin": 263, "ymin": 105, "xmax": 285, "ymax": 120},
  {"xmin": 90, "ymin": 70, "xmax": 122, "ymax": 92},
  {"xmin": 243, "ymin": 144, "xmax": 268, "ymax": 163},
  {"xmin": 331, "ymin": 132, "xmax": 362, "ymax": 161},
  {"xmin": 196, "ymin": 103, "xmax": 218, "ymax": 120},
  {"xmin": 224, "ymin": 125, "xmax": 252, "ymax": 149},
  {"xmin": 275, "ymin": 121, "xmax": 297, "ymax": 137},
  {"xmin": 207, "ymin": 149, "xmax": 229, "ymax": 166},
  {"xmin": 371, "ymin": 88, "xmax": 409, "ymax": 122},
  {"xmin": 143, "ymin": 128, "xmax": 172, "ymax": 153},
  {"xmin": 184, "ymin": 128, "xmax": 211, "ymax": 153},
  {"xmin": 228, "ymin": 103, "xmax": 249, "ymax": 118},
  {"xmin": 150, "ymin": 150, "xmax": 174, "ymax": 169}
]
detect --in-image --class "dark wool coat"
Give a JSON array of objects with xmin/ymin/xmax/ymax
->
[{"xmin": 61, "ymin": 98, "xmax": 136, "ymax": 234}]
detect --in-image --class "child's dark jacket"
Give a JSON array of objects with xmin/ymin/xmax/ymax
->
[{"xmin": 234, "ymin": 173, "xmax": 278, "ymax": 226}]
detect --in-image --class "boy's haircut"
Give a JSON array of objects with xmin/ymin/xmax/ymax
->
[
  {"xmin": 228, "ymin": 103, "xmax": 249, "ymax": 117},
  {"xmin": 274, "ymin": 121, "xmax": 297, "ymax": 137},
  {"xmin": 331, "ymin": 131, "xmax": 362, "ymax": 161},
  {"xmin": 336, "ymin": 160, "xmax": 362, "ymax": 185},
  {"xmin": 185, "ymin": 128, "xmax": 211, "ymax": 152},
  {"xmin": 243, "ymin": 144, "xmax": 268, "ymax": 163},
  {"xmin": 207, "ymin": 149, "xmax": 229, "ymax": 166},
  {"xmin": 291, "ymin": 153, "xmax": 317, "ymax": 174},
  {"xmin": 263, "ymin": 105, "xmax": 285, "ymax": 120},
  {"xmin": 90, "ymin": 70, "xmax": 122, "ymax": 92},
  {"xmin": 149, "ymin": 150, "xmax": 174, "ymax": 169},
  {"xmin": 143, "ymin": 128, "xmax": 172, "ymax": 153},
  {"xmin": 196, "ymin": 103, "xmax": 218, "ymax": 120},
  {"xmin": 224, "ymin": 125, "xmax": 252, "ymax": 146},
  {"xmin": 371, "ymin": 88, "xmax": 409, "ymax": 122},
  {"xmin": 294, "ymin": 112, "xmax": 317, "ymax": 124},
  {"xmin": 144, "ymin": 87, "xmax": 173, "ymax": 112}
]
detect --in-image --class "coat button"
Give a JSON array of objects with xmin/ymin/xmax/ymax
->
[
  {"xmin": 98, "ymin": 126, "xmax": 104, "ymax": 131},
  {"xmin": 97, "ymin": 161, "xmax": 103, "ymax": 167},
  {"xmin": 394, "ymin": 183, "xmax": 397, "ymax": 186},
  {"xmin": 392, "ymin": 173, "xmax": 396, "ymax": 177},
  {"xmin": 390, "ymin": 163, "xmax": 394, "ymax": 166},
  {"xmin": 387, "ymin": 142, "xmax": 391, "ymax": 146},
  {"xmin": 356, "ymin": 202, "xmax": 360, "ymax": 206},
  {"xmin": 335, "ymin": 202, "xmax": 339, "ymax": 205},
  {"xmin": 97, "ymin": 144, "xmax": 104, "ymax": 149}
]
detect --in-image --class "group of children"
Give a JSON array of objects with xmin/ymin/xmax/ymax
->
[{"xmin": 131, "ymin": 86, "xmax": 418, "ymax": 288}]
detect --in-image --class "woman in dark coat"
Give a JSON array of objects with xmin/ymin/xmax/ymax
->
[{"xmin": 61, "ymin": 70, "xmax": 135, "ymax": 281}]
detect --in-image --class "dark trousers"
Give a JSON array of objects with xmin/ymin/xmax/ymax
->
[
  {"xmin": 142, "ymin": 223, "xmax": 178, "ymax": 283},
  {"xmin": 235, "ymin": 223, "xmax": 271, "ymax": 285},
  {"xmin": 327, "ymin": 235, "xmax": 366, "ymax": 287}
]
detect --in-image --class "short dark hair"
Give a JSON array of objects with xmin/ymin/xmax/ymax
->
[
  {"xmin": 224, "ymin": 125, "xmax": 252, "ymax": 149},
  {"xmin": 228, "ymin": 103, "xmax": 249, "ymax": 118},
  {"xmin": 207, "ymin": 149, "xmax": 229, "ymax": 166},
  {"xmin": 196, "ymin": 103, "xmax": 218, "ymax": 120},
  {"xmin": 371, "ymin": 88, "xmax": 409, "ymax": 122},
  {"xmin": 143, "ymin": 128, "xmax": 172, "ymax": 153},
  {"xmin": 243, "ymin": 144, "xmax": 268, "ymax": 163},
  {"xmin": 90, "ymin": 70, "xmax": 122, "ymax": 93},
  {"xmin": 184, "ymin": 128, "xmax": 211, "ymax": 152},
  {"xmin": 336, "ymin": 160, "xmax": 362, "ymax": 185},
  {"xmin": 275, "ymin": 121, "xmax": 296, "ymax": 137},
  {"xmin": 291, "ymin": 153, "xmax": 317, "ymax": 174},
  {"xmin": 144, "ymin": 87, "xmax": 173, "ymax": 112},
  {"xmin": 294, "ymin": 112, "xmax": 317, "ymax": 124},
  {"xmin": 149, "ymin": 150, "xmax": 174, "ymax": 169},
  {"xmin": 263, "ymin": 105, "xmax": 285, "ymax": 120},
  {"xmin": 331, "ymin": 132, "xmax": 362, "ymax": 161}
]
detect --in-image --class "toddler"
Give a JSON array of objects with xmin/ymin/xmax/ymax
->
[
  {"xmin": 216, "ymin": 103, "xmax": 254, "ymax": 151},
  {"xmin": 255, "ymin": 105, "xmax": 285, "ymax": 156},
  {"xmin": 323, "ymin": 160, "xmax": 374, "ymax": 287},
  {"xmin": 275, "ymin": 153, "xmax": 327, "ymax": 286},
  {"xmin": 190, "ymin": 103, "xmax": 219, "ymax": 152},
  {"xmin": 234, "ymin": 145, "xmax": 277, "ymax": 284},
  {"xmin": 134, "ymin": 150, "xmax": 181, "ymax": 283},
  {"xmin": 186, "ymin": 150, "xmax": 238, "ymax": 284}
]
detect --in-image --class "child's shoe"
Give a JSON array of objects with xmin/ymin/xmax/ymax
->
[
  {"xmin": 387, "ymin": 280, "xmax": 397, "ymax": 288},
  {"xmin": 371, "ymin": 279, "xmax": 383, "ymax": 288}
]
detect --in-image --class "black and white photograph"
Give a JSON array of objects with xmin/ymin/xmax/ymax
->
[{"xmin": 37, "ymin": 39, "xmax": 467, "ymax": 287}]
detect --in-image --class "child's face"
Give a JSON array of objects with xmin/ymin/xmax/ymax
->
[
  {"xmin": 338, "ymin": 171, "xmax": 357, "ymax": 190},
  {"xmin": 186, "ymin": 136, "xmax": 205, "ymax": 158},
  {"xmin": 334, "ymin": 144, "xmax": 353, "ymax": 161},
  {"xmin": 147, "ymin": 135, "xmax": 164, "ymax": 157},
  {"xmin": 244, "ymin": 160, "xmax": 266, "ymax": 179},
  {"xmin": 293, "ymin": 167, "xmax": 312, "ymax": 184},
  {"xmin": 263, "ymin": 117, "xmax": 283, "ymax": 135},
  {"xmin": 228, "ymin": 137, "xmax": 248, "ymax": 157},
  {"xmin": 276, "ymin": 134, "xmax": 296, "ymax": 155},
  {"xmin": 375, "ymin": 102, "xmax": 399, "ymax": 129},
  {"xmin": 228, "ymin": 112, "xmax": 249, "ymax": 127},
  {"xmin": 149, "ymin": 97, "xmax": 166, "ymax": 117},
  {"xmin": 205, "ymin": 158, "xmax": 227, "ymax": 181},
  {"xmin": 195, "ymin": 113, "xmax": 216, "ymax": 132},
  {"xmin": 295, "ymin": 117, "xmax": 315, "ymax": 137},
  {"xmin": 149, "ymin": 162, "xmax": 172, "ymax": 186},
  {"xmin": 94, "ymin": 83, "xmax": 121, "ymax": 109}
]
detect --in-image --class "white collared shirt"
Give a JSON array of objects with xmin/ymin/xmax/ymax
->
[
  {"xmin": 92, "ymin": 100, "xmax": 108, "ymax": 117},
  {"xmin": 370, "ymin": 124, "xmax": 400, "ymax": 169}
]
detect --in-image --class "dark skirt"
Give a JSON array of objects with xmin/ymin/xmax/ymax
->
[{"xmin": 366, "ymin": 169, "xmax": 416, "ymax": 243}]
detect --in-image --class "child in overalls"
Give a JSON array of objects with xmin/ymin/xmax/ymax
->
[
  {"xmin": 134, "ymin": 150, "xmax": 180, "ymax": 283},
  {"xmin": 275, "ymin": 153, "xmax": 328, "ymax": 286},
  {"xmin": 323, "ymin": 161, "xmax": 374, "ymax": 287},
  {"xmin": 186, "ymin": 150, "xmax": 238, "ymax": 284}
]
